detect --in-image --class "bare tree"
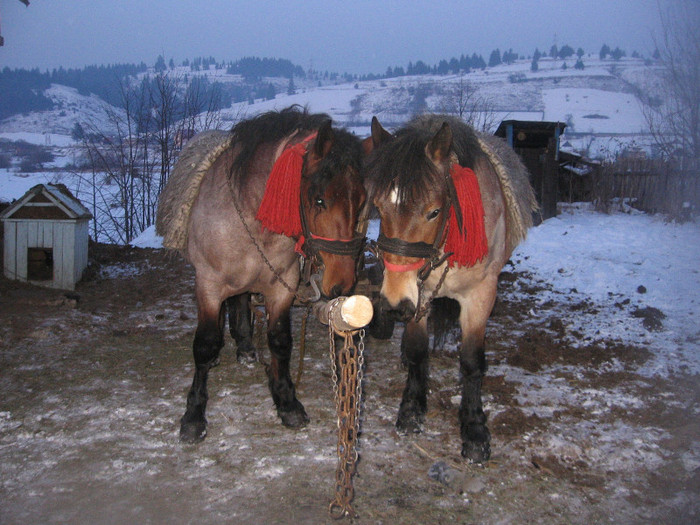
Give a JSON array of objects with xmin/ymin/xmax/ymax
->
[
  {"xmin": 437, "ymin": 74, "xmax": 499, "ymax": 132},
  {"xmin": 643, "ymin": 1, "xmax": 700, "ymax": 159},
  {"xmin": 76, "ymin": 70, "xmax": 224, "ymax": 243},
  {"xmin": 77, "ymin": 77, "xmax": 155, "ymax": 243}
]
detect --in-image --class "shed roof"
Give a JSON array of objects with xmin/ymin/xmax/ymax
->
[
  {"xmin": 0, "ymin": 184, "xmax": 92, "ymax": 221},
  {"xmin": 495, "ymin": 120, "xmax": 567, "ymax": 149}
]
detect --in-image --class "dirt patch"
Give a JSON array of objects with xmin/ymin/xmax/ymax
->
[{"xmin": 0, "ymin": 245, "xmax": 698, "ymax": 524}]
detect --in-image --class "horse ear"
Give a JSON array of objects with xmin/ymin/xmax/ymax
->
[
  {"xmin": 426, "ymin": 122, "xmax": 453, "ymax": 163},
  {"xmin": 314, "ymin": 119, "xmax": 334, "ymax": 158},
  {"xmin": 362, "ymin": 116, "xmax": 392, "ymax": 155}
]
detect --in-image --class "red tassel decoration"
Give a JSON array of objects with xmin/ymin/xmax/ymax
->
[
  {"xmin": 445, "ymin": 164, "xmax": 488, "ymax": 268},
  {"xmin": 256, "ymin": 134, "xmax": 316, "ymax": 237}
]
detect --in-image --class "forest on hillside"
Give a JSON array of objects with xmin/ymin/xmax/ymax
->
[{"xmin": 0, "ymin": 43, "xmax": 641, "ymax": 121}]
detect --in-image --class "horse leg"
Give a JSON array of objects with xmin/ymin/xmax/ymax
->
[
  {"xmin": 396, "ymin": 318, "xmax": 429, "ymax": 433},
  {"xmin": 266, "ymin": 299, "xmax": 309, "ymax": 428},
  {"xmin": 458, "ymin": 282, "xmax": 497, "ymax": 462},
  {"xmin": 226, "ymin": 293, "xmax": 257, "ymax": 363},
  {"xmin": 180, "ymin": 297, "xmax": 225, "ymax": 443}
]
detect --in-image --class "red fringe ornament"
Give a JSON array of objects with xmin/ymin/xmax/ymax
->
[
  {"xmin": 445, "ymin": 164, "xmax": 488, "ymax": 268},
  {"xmin": 256, "ymin": 133, "xmax": 316, "ymax": 237}
]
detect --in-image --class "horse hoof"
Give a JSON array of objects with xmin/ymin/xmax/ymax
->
[
  {"xmin": 278, "ymin": 400, "xmax": 309, "ymax": 429},
  {"xmin": 180, "ymin": 419, "xmax": 207, "ymax": 444},
  {"xmin": 396, "ymin": 412, "xmax": 424, "ymax": 434},
  {"xmin": 279, "ymin": 409, "xmax": 309, "ymax": 429},
  {"xmin": 461, "ymin": 440, "xmax": 491, "ymax": 463}
]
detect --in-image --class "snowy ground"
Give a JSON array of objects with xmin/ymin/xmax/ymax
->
[
  {"xmin": 131, "ymin": 203, "xmax": 700, "ymax": 379},
  {"xmin": 1, "ymin": 204, "xmax": 698, "ymax": 523}
]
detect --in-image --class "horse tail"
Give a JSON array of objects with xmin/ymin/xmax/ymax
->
[
  {"xmin": 156, "ymin": 130, "xmax": 232, "ymax": 251},
  {"xmin": 476, "ymin": 133, "xmax": 538, "ymax": 254},
  {"xmin": 429, "ymin": 297, "xmax": 461, "ymax": 352}
]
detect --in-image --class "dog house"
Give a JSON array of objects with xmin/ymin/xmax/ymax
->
[{"xmin": 1, "ymin": 184, "xmax": 92, "ymax": 290}]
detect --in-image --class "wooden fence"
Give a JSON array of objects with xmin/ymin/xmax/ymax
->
[{"xmin": 589, "ymin": 157, "xmax": 699, "ymax": 220}]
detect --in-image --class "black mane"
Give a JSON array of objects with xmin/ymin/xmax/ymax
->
[
  {"xmin": 365, "ymin": 115, "xmax": 483, "ymax": 210},
  {"xmin": 229, "ymin": 105, "xmax": 362, "ymax": 197},
  {"xmin": 230, "ymin": 105, "xmax": 330, "ymax": 187},
  {"xmin": 305, "ymin": 127, "xmax": 363, "ymax": 203}
]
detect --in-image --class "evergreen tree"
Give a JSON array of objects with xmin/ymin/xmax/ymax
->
[
  {"xmin": 611, "ymin": 47, "xmax": 626, "ymax": 60},
  {"xmin": 599, "ymin": 44, "xmax": 611, "ymax": 60},
  {"xmin": 531, "ymin": 55, "xmax": 539, "ymax": 72},
  {"xmin": 577, "ymin": 47, "xmax": 585, "ymax": 59},
  {"xmin": 558, "ymin": 45, "xmax": 574, "ymax": 59},
  {"xmin": 488, "ymin": 48, "xmax": 501, "ymax": 67},
  {"xmin": 155, "ymin": 55, "xmax": 167, "ymax": 72},
  {"xmin": 550, "ymin": 44, "xmax": 558, "ymax": 59},
  {"xmin": 287, "ymin": 76, "xmax": 296, "ymax": 95},
  {"xmin": 71, "ymin": 122, "xmax": 85, "ymax": 141},
  {"xmin": 574, "ymin": 58, "xmax": 585, "ymax": 70}
]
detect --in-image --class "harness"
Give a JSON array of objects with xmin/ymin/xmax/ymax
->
[
  {"xmin": 234, "ymin": 131, "xmax": 365, "ymax": 303},
  {"xmin": 374, "ymin": 166, "xmax": 465, "ymax": 318}
]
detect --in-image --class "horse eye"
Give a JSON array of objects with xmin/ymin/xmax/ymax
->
[
  {"xmin": 427, "ymin": 208, "xmax": 440, "ymax": 221},
  {"xmin": 314, "ymin": 197, "xmax": 326, "ymax": 209}
]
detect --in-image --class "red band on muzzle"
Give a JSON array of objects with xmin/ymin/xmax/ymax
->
[{"xmin": 383, "ymin": 258, "xmax": 425, "ymax": 273}]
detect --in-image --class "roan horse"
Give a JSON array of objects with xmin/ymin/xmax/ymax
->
[
  {"xmin": 156, "ymin": 107, "xmax": 367, "ymax": 442},
  {"xmin": 365, "ymin": 114, "xmax": 537, "ymax": 462}
]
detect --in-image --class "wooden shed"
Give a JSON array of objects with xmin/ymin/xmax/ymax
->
[
  {"xmin": 495, "ymin": 120, "xmax": 566, "ymax": 222},
  {"xmin": 1, "ymin": 184, "xmax": 92, "ymax": 290}
]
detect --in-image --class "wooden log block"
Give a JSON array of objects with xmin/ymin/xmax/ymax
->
[{"xmin": 313, "ymin": 295, "xmax": 373, "ymax": 333}]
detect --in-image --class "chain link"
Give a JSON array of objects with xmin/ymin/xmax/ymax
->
[
  {"xmin": 328, "ymin": 300, "xmax": 365, "ymax": 519},
  {"xmin": 414, "ymin": 262, "xmax": 450, "ymax": 321}
]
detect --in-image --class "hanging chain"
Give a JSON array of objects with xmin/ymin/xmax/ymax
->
[
  {"xmin": 228, "ymin": 180, "xmax": 307, "ymax": 301},
  {"xmin": 328, "ymin": 300, "xmax": 365, "ymax": 519},
  {"xmin": 414, "ymin": 262, "xmax": 450, "ymax": 321}
]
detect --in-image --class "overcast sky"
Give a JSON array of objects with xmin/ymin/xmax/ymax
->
[{"xmin": 1, "ymin": 0, "xmax": 667, "ymax": 75}]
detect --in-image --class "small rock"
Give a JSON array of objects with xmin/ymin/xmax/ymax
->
[
  {"xmin": 637, "ymin": 285, "xmax": 647, "ymax": 294},
  {"xmin": 461, "ymin": 476, "xmax": 486, "ymax": 494},
  {"xmin": 428, "ymin": 461, "xmax": 461, "ymax": 485}
]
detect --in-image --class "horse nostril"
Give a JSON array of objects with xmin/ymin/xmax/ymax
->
[
  {"xmin": 379, "ymin": 296, "xmax": 415, "ymax": 322},
  {"xmin": 397, "ymin": 298, "xmax": 416, "ymax": 321}
]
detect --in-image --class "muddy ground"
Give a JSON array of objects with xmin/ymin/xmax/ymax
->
[{"xmin": 0, "ymin": 244, "xmax": 698, "ymax": 524}]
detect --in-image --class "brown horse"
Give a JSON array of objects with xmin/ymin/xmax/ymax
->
[
  {"xmin": 365, "ymin": 114, "xmax": 537, "ymax": 462},
  {"xmin": 156, "ymin": 107, "xmax": 367, "ymax": 443}
]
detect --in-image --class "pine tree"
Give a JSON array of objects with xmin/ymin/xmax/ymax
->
[{"xmin": 488, "ymin": 49, "xmax": 501, "ymax": 67}]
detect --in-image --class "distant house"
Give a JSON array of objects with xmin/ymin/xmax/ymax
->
[{"xmin": 1, "ymin": 184, "xmax": 92, "ymax": 290}]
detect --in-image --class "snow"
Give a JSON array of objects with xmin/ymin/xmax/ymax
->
[
  {"xmin": 511, "ymin": 203, "xmax": 700, "ymax": 375},
  {"xmin": 1, "ymin": 54, "xmax": 697, "ymax": 378}
]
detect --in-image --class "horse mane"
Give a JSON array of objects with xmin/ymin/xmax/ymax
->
[
  {"xmin": 366, "ymin": 114, "xmax": 537, "ymax": 252},
  {"xmin": 365, "ymin": 114, "xmax": 483, "ymax": 210},
  {"xmin": 230, "ymin": 105, "xmax": 331, "ymax": 190},
  {"xmin": 306, "ymin": 127, "xmax": 364, "ymax": 202}
]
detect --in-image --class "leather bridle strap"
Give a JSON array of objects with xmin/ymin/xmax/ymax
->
[{"xmin": 304, "ymin": 232, "xmax": 366, "ymax": 257}]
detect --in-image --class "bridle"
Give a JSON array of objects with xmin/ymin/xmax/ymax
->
[
  {"xmin": 229, "ymin": 133, "xmax": 366, "ymax": 304},
  {"xmin": 374, "ymin": 166, "xmax": 465, "ymax": 319},
  {"xmin": 375, "ymin": 166, "xmax": 464, "ymax": 280}
]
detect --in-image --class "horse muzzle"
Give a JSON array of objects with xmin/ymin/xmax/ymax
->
[{"xmin": 378, "ymin": 294, "xmax": 416, "ymax": 323}]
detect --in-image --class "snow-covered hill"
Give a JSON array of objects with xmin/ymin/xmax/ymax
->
[{"xmin": 0, "ymin": 55, "xmax": 659, "ymax": 160}]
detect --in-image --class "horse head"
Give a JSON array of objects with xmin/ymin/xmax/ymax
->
[
  {"xmin": 299, "ymin": 119, "xmax": 367, "ymax": 299},
  {"xmin": 367, "ymin": 117, "xmax": 456, "ymax": 321}
]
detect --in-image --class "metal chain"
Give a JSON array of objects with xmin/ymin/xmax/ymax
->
[
  {"xmin": 227, "ymin": 179, "xmax": 308, "ymax": 302},
  {"xmin": 328, "ymin": 300, "xmax": 365, "ymax": 519},
  {"xmin": 414, "ymin": 262, "xmax": 450, "ymax": 321}
]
